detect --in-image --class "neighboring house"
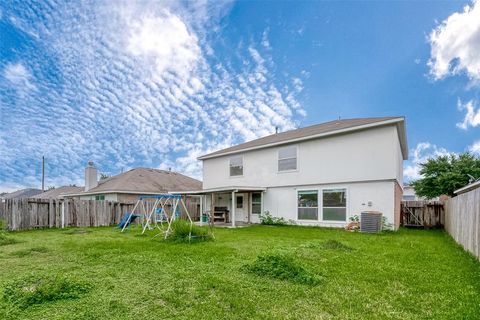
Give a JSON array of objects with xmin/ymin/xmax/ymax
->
[
  {"xmin": 32, "ymin": 186, "xmax": 84, "ymax": 200},
  {"xmin": 402, "ymin": 185, "xmax": 439, "ymax": 201},
  {"xmin": 1, "ymin": 188, "xmax": 43, "ymax": 200},
  {"xmin": 65, "ymin": 162, "xmax": 202, "ymax": 202},
  {"xmin": 176, "ymin": 117, "xmax": 407, "ymax": 230}
]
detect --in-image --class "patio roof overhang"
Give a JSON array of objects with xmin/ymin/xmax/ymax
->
[{"xmin": 169, "ymin": 186, "xmax": 267, "ymax": 195}]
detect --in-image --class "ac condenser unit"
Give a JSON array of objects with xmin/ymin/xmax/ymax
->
[{"xmin": 360, "ymin": 211, "xmax": 382, "ymax": 233}]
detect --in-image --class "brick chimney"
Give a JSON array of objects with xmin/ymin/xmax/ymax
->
[{"xmin": 85, "ymin": 161, "xmax": 98, "ymax": 191}]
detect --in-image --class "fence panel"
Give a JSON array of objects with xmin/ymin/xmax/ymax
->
[
  {"xmin": 0, "ymin": 199, "xmax": 135, "ymax": 231},
  {"xmin": 401, "ymin": 200, "xmax": 444, "ymax": 228},
  {"xmin": 445, "ymin": 187, "xmax": 480, "ymax": 260}
]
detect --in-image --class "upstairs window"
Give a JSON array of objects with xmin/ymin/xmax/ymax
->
[
  {"xmin": 278, "ymin": 146, "xmax": 297, "ymax": 171},
  {"xmin": 229, "ymin": 156, "xmax": 243, "ymax": 176}
]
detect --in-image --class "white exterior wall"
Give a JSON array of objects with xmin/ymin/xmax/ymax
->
[
  {"xmin": 201, "ymin": 124, "xmax": 404, "ymax": 229},
  {"xmin": 393, "ymin": 130, "xmax": 404, "ymax": 187},
  {"xmin": 263, "ymin": 181, "xmax": 395, "ymax": 228},
  {"xmin": 203, "ymin": 125, "xmax": 402, "ymax": 189}
]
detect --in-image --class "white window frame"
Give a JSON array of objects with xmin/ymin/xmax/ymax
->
[
  {"xmin": 229, "ymin": 155, "xmax": 244, "ymax": 177},
  {"xmin": 321, "ymin": 187, "xmax": 348, "ymax": 222},
  {"xmin": 297, "ymin": 189, "xmax": 319, "ymax": 221},
  {"xmin": 277, "ymin": 145, "xmax": 298, "ymax": 173},
  {"xmin": 251, "ymin": 192, "xmax": 262, "ymax": 215}
]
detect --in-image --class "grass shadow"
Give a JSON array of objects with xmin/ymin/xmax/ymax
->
[{"xmin": 10, "ymin": 247, "xmax": 49, "ymax": 257}]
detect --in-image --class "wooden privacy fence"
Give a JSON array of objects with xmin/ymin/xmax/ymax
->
[
  {"xmin": 0, "ymin": 198, "xmax": 200, "ymax": 231},
  {"xmin": 445, "ymin": 187, "xmax": 480, "ymax": 260},
  {"xmin": 401, "ymin": 201, "xmax": 444, "ymax": 228},
  {"xmin": 0, "ymin": 199, "xmax": 135, "ymax": 231}
]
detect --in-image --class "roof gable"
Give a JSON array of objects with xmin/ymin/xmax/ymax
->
[{"xmin": 199, "ymin": 117, "xmax": 408, "ymax": 160}]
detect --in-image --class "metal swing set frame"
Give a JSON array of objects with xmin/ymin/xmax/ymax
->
[{"xmin": 121, "ymin": 194, "xmax": 213, "ymax": 240}]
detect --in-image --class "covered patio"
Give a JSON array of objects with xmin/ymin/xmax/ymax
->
[{"xmin": 171, "ymin": 187, "xmax": 266, "ymax": 228}]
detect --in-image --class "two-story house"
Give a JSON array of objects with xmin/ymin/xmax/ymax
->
[{"xmin": 176, "ymin": 117, "xmax": 407, "ymax": 230}]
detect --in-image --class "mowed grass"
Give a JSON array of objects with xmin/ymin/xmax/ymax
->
[{"xmin": 0, "ymin": 225, "xmax": 479, "ymax": 319}]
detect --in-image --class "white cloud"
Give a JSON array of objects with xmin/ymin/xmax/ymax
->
[
  {"xmin": 404, "ymin": 142, "xmax": 452, "ymax": 181},
  {"xmin": 125, "ymin": 10, "xmax": 201, "ymax": 81},
  {"xmin": 456, "ymin": 99, "xmax": 480, "ymax": 129},
  {"xmin": 428, "ymin": 0, "xmax": 480, "ymax": 81},
  {"xmin": 469, "ymin": 140, "xmax": 480, "ymax": 154},
  {"xmin": 0, "ymin": 1, "xmax": 306, "ymax": 187},
  {"xmin": 261, "ymin": 28, "xmax": 270, "ymax": 49},
  {"xmin": 3, "ymin": 63, "xmax": 36, "ymax": 91}
]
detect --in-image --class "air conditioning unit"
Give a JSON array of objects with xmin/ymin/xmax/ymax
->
[{"xmin": 360, "ymin": 211, "xmax": 382, "ymax": 233}]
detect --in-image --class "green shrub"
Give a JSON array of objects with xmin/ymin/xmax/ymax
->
[
  {"xmin": 259, "ymin": 211, "xmax": 288, "ymax": 226},
  {"xmin": 0, "ymin": 219, "xmax": 7, "ymax": 231},
  {"xmin": 0, "ymin": 234, "xmax": 18, "ymax": 246},
  {"xmin": 168, "ymin": 219, "xmax": 212, "ymax": 243},
  {"xmin": 243, "ymin": 252, "xmax": 321, "ymax": 285},
  {"xmin": 3, "ymin": 274, "xmax": 91, "ymax": 309},
  {"xmin": 0, "ymin": 220, "xmax": 17, "ymax": 246},
  {"xmin": 381, "ymin": 216, "xmax": 393, "ymax": 231}
]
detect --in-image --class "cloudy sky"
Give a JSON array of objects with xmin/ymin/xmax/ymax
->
[{"xmin": 0, "ymin": 0, "xmax": 479, "ymax": 191}]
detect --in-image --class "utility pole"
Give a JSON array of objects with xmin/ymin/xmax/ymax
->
[{"xmin": 42, "ymin": 156, "xmax": 45, "ymax": 192}]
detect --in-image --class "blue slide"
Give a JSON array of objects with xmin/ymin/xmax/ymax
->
[{"xmin": 117, "ymin": 212, "xmax": 139, "ymax": 229}]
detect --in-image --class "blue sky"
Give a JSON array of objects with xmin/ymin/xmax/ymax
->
[{"xmin": 1, "ymin": 0, "xmax": 479, "ymax": 191}]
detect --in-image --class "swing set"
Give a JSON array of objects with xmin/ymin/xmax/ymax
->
[{"xmin": 120, "ymin": 194, "xmax": 213, "ymax": 240}]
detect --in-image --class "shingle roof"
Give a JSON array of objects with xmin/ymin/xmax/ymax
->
[
  {"xmin": 71, "ymin": 168, "xmax": 202, "ymax": 195},
  {"xmin": 1, "ymin": 188, "xmax": 43, "ymax": 199},
  {"xmin": 199, "ymin": 117, "xmax": 406, "ymax": 160},
  {"xmin": 32, "ymin": 186, "xmax": 84, "ymax": 199}
]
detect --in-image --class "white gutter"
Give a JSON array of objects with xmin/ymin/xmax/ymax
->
[
  {"xmin": 198, "ymin": 118, "xmax": 406, "ymax": 160},
  {"xmin": 65, "ymin": 190, "xmax": 180, "ymax": 197},
  {"xmin": 169, "ymin": 186, "xmax": 267, "ymax": 194}
]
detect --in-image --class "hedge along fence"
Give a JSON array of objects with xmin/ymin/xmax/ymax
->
[
  {"xmin": 0, "ymin": 199, "xmax": 136, "ymax": 231},
  {"xmin": 445, "ymin": 186, "xmax": 480, "ymax": 260}
]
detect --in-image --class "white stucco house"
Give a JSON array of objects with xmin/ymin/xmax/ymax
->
[{"xmin": 175, "ymin": 117, "xmax": 407, "ymax": 230}]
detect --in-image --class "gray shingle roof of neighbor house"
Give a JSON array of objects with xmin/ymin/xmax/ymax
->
[
  {"xmin": 1, "ymin": 188, "xmax": 43, "ymax": 199},
  {"xmin": 198, "ymin": 116, "xmax": 408, "ymax": 160},
  {"xmin": 68, "ymin": 168, "xmax": 202, "ymax": 196},
  {"xmin": 32, "ymin": 186, "xmax": 84, "ymax": 199}
]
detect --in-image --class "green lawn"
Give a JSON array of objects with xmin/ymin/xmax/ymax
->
[{"xmin": 0, "ymin": 225, "xmax": 479, "ymax": 319}]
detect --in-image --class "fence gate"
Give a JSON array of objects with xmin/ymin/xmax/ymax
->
[{"xmin": 401, "ymin": 201, "xmax": 444, "ymax": 228}]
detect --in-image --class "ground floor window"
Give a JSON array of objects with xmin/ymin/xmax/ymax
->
[
  {"xmin": 95, "ymin": 194, "xmax": 105, "ymax": 200},
  {"xmin": 252, "ymin": 193, "xmax": 262, "ymax": 214},
  {"xmin": 322, "ymin": 189, "xmax": 347, "ymax": 221},
  {"xmin": 298, "ymin": 190, "xmax": 318, "ymax": 220}
]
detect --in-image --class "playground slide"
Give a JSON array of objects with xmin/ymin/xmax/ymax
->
[{"xmin": 117, "ymin": 213, "xmax": 139, "ymax": 229}]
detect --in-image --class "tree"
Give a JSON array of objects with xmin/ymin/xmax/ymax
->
[{"xmin": 412, "ymin": 152, "xmax": 480, "ymax": 198}]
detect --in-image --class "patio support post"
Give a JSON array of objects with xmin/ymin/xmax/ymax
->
[
  {"xmin": 211, "ymin": 193, "xmax": 215, "ymax": 228},
  {"xmin": 231, "ymin": 191, "xmax": 236, "ymax": 228}
]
